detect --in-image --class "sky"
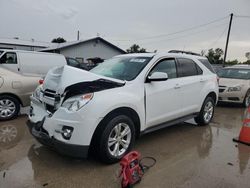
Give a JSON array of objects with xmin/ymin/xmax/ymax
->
[{"xmin": 0, "ymin": 0, "xmax": 250, "ymax": 61}]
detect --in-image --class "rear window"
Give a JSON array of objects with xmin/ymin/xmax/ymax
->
[
  {"xmin": 177, "ymin": 58, "xmax": 202, "ymax": 77},
  {"xmin": 199, "ymin": 59, "xmax": 215, "ymax": 73}
]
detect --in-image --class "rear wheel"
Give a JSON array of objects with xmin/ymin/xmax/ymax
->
[
  {"xmin": 0, "ymin": 95, "xmax": 20, "ymax": 121},
  {"xmin": 96, "ymin": 115, "xmax": 135, "ymax": 164},
  {"xmin": 195, "ymin": 97, "xmax": 215, "ymax": 126}
]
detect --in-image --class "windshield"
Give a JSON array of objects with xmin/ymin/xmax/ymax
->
[
  {"xmin": 0, "ymin": 51, "xmax": 3, "ymax": 56},
  {"xmin": 90, "ymin": 56, "xmax": 152, "ymax": 81},
  {"xmin": 218, "ymin": 68, "xmax": 250, "ymax": 80}
]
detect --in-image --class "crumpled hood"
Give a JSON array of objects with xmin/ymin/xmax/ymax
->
[
  {"xmin": 219, "ymin": 77, "xmax": 248, "ymax": 87},
  {"xmin": 43, "ymin": 65, "xmax": 125, "ymax": 94}
]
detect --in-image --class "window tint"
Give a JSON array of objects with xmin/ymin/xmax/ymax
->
[
  {"xmin": 196, "ymin": 65, "xmax": 203, "ymax": 75},
  {"xmin": 198, "ymin": 58, "xmax": 215, "ymax": 73},
  {"xmin": 150, "ymin": 59, "xmax": 177, "ymax": 79},
  {"xmin": 177, "ymin": 58, "xmax": 199, "ymax": 77},
  {"xmin": 67, "ymin": 58, "xmax": 80, "ymax": 67},
  {"xmin": 0, "ymin": 52, "xmax": 17, "ymax": 64}
]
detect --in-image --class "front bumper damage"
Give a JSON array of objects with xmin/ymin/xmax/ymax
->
[{"xmin": 26, "ymin": 120, "xmax": 89, "ymax": 158}]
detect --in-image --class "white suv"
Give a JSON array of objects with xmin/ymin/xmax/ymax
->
[{"xmin": 27, "ymin": 52, "xmax": 218, "ymax": 163}]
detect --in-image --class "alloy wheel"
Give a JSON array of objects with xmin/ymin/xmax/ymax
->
[
  {"xmin": 108, "ymin": 123, "xmax": 131, "ymax": 157},
  {"xmin": 203, "ymin": 101, "xmax": 214, "ymax": 123},
  {"xmin": 0, "ymin": 99, "xmax": 16, "ymax": 118},
  {"xmin": 245, "ymin": 94, "xmax": 250, "ymax": 107}
]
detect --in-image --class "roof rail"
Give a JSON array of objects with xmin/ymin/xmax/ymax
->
[{"xmin": 168, "ymin": 50, "xmax": 201, "ymax": 56}]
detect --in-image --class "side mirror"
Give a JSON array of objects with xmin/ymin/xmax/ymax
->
[{"xmin": 147, "ymin": 72, "xmax": 168, "ymax": 82}]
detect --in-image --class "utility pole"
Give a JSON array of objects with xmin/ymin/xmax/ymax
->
[
  {"xmin": 77, "ymin": 30, "xmax": 80, "ymax": 40},
  {"xmin": 223, "ymin": 13, "xmax": 233, "ymax": 67}
]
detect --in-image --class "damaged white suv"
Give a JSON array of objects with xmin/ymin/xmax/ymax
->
[{"xmin": 27, "ymin": 51, "xmax": 218, "ymax": 163}]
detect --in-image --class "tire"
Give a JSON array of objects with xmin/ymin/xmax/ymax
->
[
  {"xmin": 194, "ymin": 97, "xmax": 215, "ymax": 126},
  {"xmin": 0, "ymin": 95, "xmax": 20, "ymax": 121},
  {"xmin": 243, "ymin": 90, "xmax": 250, "ymax": 108},
  {"xmin": 95, "ymin": 115, "xmax": 136, "ymax": 164}
]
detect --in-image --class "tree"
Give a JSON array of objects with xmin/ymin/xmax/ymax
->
[
  {"xmin": 51, "ymin": 37, "xmax": 66, "ymax": 43},
  {"xmin": 206, "ymin": 48, "xmax": 224, "ymax": 64},
  {"xmin": 226, "ymin": 59, "xmax": 239, "ymax": 65},
  {"xmin": 126, "ymin": 44, "xmax": 147, "ymax": 53}
]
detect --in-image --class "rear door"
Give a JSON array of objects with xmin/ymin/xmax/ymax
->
[
  {"xmin": 176, "ymin": 58, "xmax": 204, "ymax": 114},
  {"xmin": 0, "ymin": 52, "xmax": 19, "ymax": 73},
  {"xmin": 145, "ymin": 58, "xmax": 183, "ymax": 127}
]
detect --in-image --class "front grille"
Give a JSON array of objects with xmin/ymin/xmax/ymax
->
[
  {"xmin": 43, "ymin": 89, "xmax": 56, "ymax": 98},
  {"xmin": 42, "ymin": 89, "xmax": 60, "ymax": 113}
]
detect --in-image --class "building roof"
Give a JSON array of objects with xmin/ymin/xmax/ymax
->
[
  {"xmin": 39, "ymin": 37, "xmax": 126, "ymax": 54},
  {"xmin": 0, "ymin": 38, "xmax": 50, "ymax": 48}
]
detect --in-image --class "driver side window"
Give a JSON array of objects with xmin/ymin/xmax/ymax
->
[
  {"xmin": 150, "ymin": 59, "xmax": 177, "ymax": 79},
  {"xmin": 0, "ymin": 52, "xmax": 17, "ymax": 64}
]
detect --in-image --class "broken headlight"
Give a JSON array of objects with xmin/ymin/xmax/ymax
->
[
  {"xmin": 33, "ymin": 85, "xmax": 43, "ymax": 100},
  {"xmin": 62, "ymin": 93, "xmax": 94, "ymax": 111}
]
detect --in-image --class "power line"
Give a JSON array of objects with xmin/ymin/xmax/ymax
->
[
  {"xmin": 126, "ymin": 22, "xmax": 228, "ymax": 45},
  {"xmin": 135, "ymin": 16, "xmax": 229, "ymax": 40},
  {"xmin": 108, "ymin": 15, "xmax": 229, "ymax": 42},
  {"xmin": 207, "ymin": 25, "xmax": 228, "ymax": 49}
]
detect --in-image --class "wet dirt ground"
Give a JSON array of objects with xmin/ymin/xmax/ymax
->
[{"xmin": 1, "ymin": 105, "xmax": 250, "ymax": 188}]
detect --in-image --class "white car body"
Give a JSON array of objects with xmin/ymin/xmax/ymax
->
[
  {"xmin": 218, "ymin": 65, "xmax": 250, "ymax": 106},
  {"xmin": 27, "ymin": 52, "xmax": 218, "ymax": 162}
]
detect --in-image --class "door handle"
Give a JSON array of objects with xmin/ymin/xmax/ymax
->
[
  {"xmin": 174, "ymin": 84, "xmax": 181, "ymax": 89},
  {"xmin": 200, "ymin": 79, "xmax": 206, "ymax": 83}
]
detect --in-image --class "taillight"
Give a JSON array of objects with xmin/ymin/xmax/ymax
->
[{"xmin": 39, "ymin": 79, "xmax": 44, "ymax": 85}]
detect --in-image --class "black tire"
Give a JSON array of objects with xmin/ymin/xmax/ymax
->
[
  {"xmin": 243, "ymin": 90, "xmax": 250, "ymax": 108},
  {"xmin": 194, "ymin": 97, "xmax": 215, "ymax": 126},
  {"xmin": 0, "ymin": 95, "xmax": 20, "ymax": 121},
  {"xmin": 95, "ymin": 115, "xmax": 136, "ymax": 164}
]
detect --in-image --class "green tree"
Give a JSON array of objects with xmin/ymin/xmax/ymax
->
[
  {"xmin": 206, "ymin": 48, "xmax": 224, "ymax": 64},
  {"xmin": 126, "ymin": 44, "xmax": 147, "ymax": 53},
  {"xmin": 51, "ymin": 37, "xmax": 66, "ymax": 43},
  {"xmin": 226, "ymin": 59, "xmax": 239, "ymax": 65}
]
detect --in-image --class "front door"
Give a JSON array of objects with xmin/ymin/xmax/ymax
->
[{"xmin": 145, "ymin": 58, "xmax": 183, "ymax": 128}]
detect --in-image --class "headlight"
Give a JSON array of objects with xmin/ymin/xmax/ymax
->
[
  {"xmin": 62, "ymin": 93, "xmax": 93, "ymax": 111},
  {"xmin": 227, "ymin": 86, "xmax": 241, "ymax": 92},
  {"xmin": 33, "ymin": 85, "xmax": 43, "ymax": 99}
]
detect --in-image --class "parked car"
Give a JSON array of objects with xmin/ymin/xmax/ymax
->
[
  {"xmin": 27, "ymin": 52, "xmax": 218, "ymax": 163},
  {"xmin": 0, "ymin": 49, "xmax": 67, "ymax": 120},
  {"xmin": 66, "ymin": 57, "xmax": 88, "ymax": 70},
  {"xmin": 218, "ymin": 65, "xmax": 250, "ymax": 107},
  {"xmin": 212, "ymin": 64, "xmax": 224, "ymax": 73}
]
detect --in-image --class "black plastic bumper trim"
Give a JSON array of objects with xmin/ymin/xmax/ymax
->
[{"xmin": 26, "ymin": 120, "xmax": 89, "ymax": 158}]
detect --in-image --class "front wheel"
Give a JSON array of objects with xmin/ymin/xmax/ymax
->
[
  {"xmin": 195, "ymin": 97, "xmax": 215, "ymax": 126},
  {"xmin": 243, "ymin": 90, "xmax": 250, "ymax": 108},
  {"xmin": 96, "ymin": 115, "xmax": 135, "ymax": 164},
  {"xmin": 0, "ymin": 95, "xmax": 20, "ymax": 121}
]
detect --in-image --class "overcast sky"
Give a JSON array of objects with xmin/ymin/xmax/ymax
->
[{"xmin": 0, "ymin": 0, "xmax": 250, "ymax": 61}]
